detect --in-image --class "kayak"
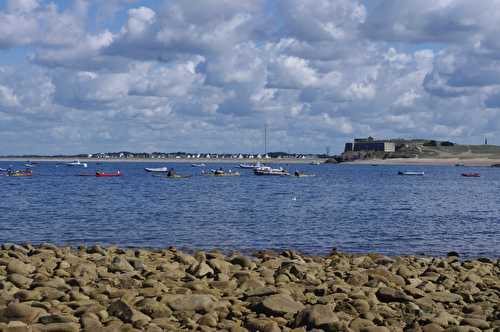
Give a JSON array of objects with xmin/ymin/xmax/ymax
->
[
  {"xmin": 96, "ymin": 171, "xmax": 122, "ymax": 177},
  {"xmin": 462, "ymin": 173, "xmax": 480, "ymax": 177},
  {"xmin": 398, "ymin": 171, "xmax": 424, "ymax": 176},
  {"xmin": 294, "ymin": 173, "xmax": 316, "ymax": 177}
]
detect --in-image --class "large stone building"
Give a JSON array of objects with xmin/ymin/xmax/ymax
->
[{"xmin": 344, "ymin": 137, "xmax": 396, "ymax": 153}]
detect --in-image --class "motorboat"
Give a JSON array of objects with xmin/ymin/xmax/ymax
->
[
  {"xmin": 145, "ymin": 167, "xmax": 169, "ymax": 173},
  {"xmin": 310, "ymin": 161, "xmax": 321, "ymax": 165},
  {"xmin": 191, "ymin": 163, "xmax": 206, "ymax": 167},
  {"xmin": 24, "ymin": 163, "xmax": 36, "ymax": 168},
  {"xmin": 398, "ymin": 171, "xmax": 424, "ymax": 176},
  {"xmin": 0, "ymin": 168, "xmax": 6, "ymax": 172},
  {"xmin": 65, "ymin": 160, "xmax": 88, "ymax": 168},
  {"xmin": 96, "ymin": 170, "xmax": 121, "ymax": 177},
  {"xmin": 462, "ymin": 173, "xmax": 480, "ymax": 177},
  {"xmin": 254, "ymin": 166, "xmax": 290, "ymax": 176},
  {"xmin": 239, "ymin": 162, "xmax": 263, "ymax": 169}
]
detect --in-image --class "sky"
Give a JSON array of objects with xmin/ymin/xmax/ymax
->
[{"xmin": 1, "ymin": 0, "xmax": 500, "ymax": 155}]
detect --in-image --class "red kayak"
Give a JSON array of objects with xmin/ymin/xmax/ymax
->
[
  {"xmin": 462, "ymin": 173, "xmax": 480, "ymax": 177},
  {"xmin": 95, "ymin": 170, "xmax": 122, "ymax": 177}
]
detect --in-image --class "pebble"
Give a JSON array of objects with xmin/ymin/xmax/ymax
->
[{"xmin": 0, "ymin": 244, "xmax": 496, "ymax": 332}]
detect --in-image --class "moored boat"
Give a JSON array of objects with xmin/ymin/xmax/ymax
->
[
  {"xmin": 66, "ymin": 160, "xmax": 88, "ymax": 168},
  {"xmin": 398, "ymin": 171, "xmax": 424, "ymax": 176},
  {"xmin": 462, "ymin": 173, "xmax": 480, "ymax": 177},
  {"xmin": 6, "ymin": 169, "xmax": 33, "ymax": 177},
  {"xmin": 145, "ymin": 167, "xmax": 169, "ymax": 173},
  {"xmin": 239, "ymin": 162, "xmax": 263, "ymax": 169},
  {"xmin": 96, "ymin": 170, "xmax": 121, "ymax": 177},
  {"xmin": 191, "ymin": 163, "xmax": 206, "ymax": 167},
  {"xmin": 254, "ymin": 166, "xmax": 290, "ymax": 176},
  {"xmin": 203, "ymin": 169, "xmax": 240, "ymax": 177},
  {"xmin": 310, "ymin": 161, "xmax": 321, "ymax": 165}
]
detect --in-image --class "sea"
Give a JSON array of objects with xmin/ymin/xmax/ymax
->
[{"xmin": 1, "ymin": 161, "xmax": 499, "ymax": 258}]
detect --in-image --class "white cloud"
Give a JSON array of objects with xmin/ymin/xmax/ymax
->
[{"xmin": 3, "ymin": 0, "xmax": 500, "ymax": 154}]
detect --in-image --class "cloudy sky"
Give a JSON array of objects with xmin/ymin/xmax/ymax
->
[{"xmin": 0, "ymin": 0, "xmax": 499, "ymax": 155}]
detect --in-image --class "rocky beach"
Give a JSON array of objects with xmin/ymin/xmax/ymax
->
[{"xmin": 0, "ymin": 244, "xmax": 498, "ymax": 332}]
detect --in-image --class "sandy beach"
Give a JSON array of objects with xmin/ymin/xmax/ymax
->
[{"xmin": 0, "ymin": 244, "xmax": 498, "ymax": 332}]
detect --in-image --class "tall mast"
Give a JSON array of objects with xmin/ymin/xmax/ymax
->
[{"xmin": 264, "ymin": 125, "xmax": 268, "ymax": 155}]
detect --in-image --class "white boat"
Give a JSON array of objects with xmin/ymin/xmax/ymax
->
[
  {"xmin": 145, "ymin": 167, "xmax": 169, "ymax": 173},
  {"xmin": 254, "ymin": 166, "xmax": 290, "ymax": 176},
  {"xmin": 66, "ymin": 160, "xmax": 88, "ymax": 168},
  {"xmin": 398, "ymin": 171, "xmax": 424, "ymax": 176},
  {"xmin": 191, "ymin": 163, "xmax": 206, "ymax": 167},
  {"xmin": 0, "ymin": 168, "xmax": 6, "ymax": 172},
  {"xmin": 310, "ymin": 161, "xmax": 321, "ymax": 165},
  {"xmin": 24, "ymin": 163, "xmax": 35, "ymax": 168},
  {"xmin": 239, "ymin": 162, "xmax": 263, "ymax": 169}
]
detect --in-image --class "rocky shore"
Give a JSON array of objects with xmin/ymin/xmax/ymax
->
[{"xmin": 0, "ymin": 244, "xmax": 498, "ymax": 332}]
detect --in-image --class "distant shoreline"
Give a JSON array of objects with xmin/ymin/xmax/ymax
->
[
  {"xmin": 0, "ymin": 157, "xmax": 324, "ymax": 164},
  {"xmin": 348, "ymin": 157, "xmax": 500, "ymax": 166}
]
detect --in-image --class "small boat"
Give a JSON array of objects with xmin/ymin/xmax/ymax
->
[
  {"xmin": 145, "ymin": 167, "xmax": 169, "ymax": 173},
  {"xmin": 398, "ymin": 171, "xmax": 424, "ymax": 176},
  {"xmin": 203, "ymin": 169, "xmax": 240, "ymax": 177},
  {"xmin": 66, "ymin": 160, "xmax": 88, "ymax": 168},
  {"xmin": 6, "ymin": 169, "xmax": 33, "ymax": 177},
  {"xmin": 491, "ymin": 164, "xmax": 500, "ymax": 168},
  {"xmin": 0, "ymin": 168, "xmax": 6, "ymax": 172},
  {"xmin": 24, "ymin": 163, "xmax": 36, "ymax": 168},
  {"xmin": 462, "ymin": 173, "xmax": 480, "ymax": 177},
  {"xmin": 191, "ymin": 163, "xmax": 206, "ymax": 167},
  {"xmin": 95, "ymin": 170, "xmax": 121, "ymax": 177},
  {"xmin": 254, "ymin": 166, "xmax": 290, "ymax": 176},
  {"xmin": 239, "ymin": 162, "xmax": 263, "ymax": 169},
  {"xmin": 310, "ymin": 161, "xmax": 321, "ymax": 165},
  {"xmin": 293, "ymin": 171, "xmax": 315, "ymax": 177},
  {"xmin": 161, "ymin": 174, "xmax": 192, "ymax": 179},
  {"xmin": 455, "ymin": 163, "xmax": 465, "ymax": 167}
]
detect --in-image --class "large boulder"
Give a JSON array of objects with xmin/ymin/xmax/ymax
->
[
  {"xmin": 295, "ymin": 304, "xmax": 339, "ymax": 329},
  {"xmin": 167, "ymin": 294, "xmax": 216, "ymax": 313},
  {"xmin": 260, "ymin": 294, "xmax": 305, "ymax": 316}
]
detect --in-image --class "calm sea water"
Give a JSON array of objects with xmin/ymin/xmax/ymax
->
[{"xmin": 0, "ymin": 161, "xmax": 499, "ymax": 258}]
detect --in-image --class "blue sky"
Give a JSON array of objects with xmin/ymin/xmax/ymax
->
[{"xmin": 0, "ymin": 0, "xmax": 499, "ymax": 155}]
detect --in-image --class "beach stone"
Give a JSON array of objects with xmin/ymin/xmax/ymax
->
[
  {"xmin": 136, "ymin": 299, "xmax": 172, "ymax": 318},
  {"xmin": 231, "ymin": 255, "xmax": 253, "ymax": 269},
  {"xmin": 422, "ymin": 323, "xmax": 445, "ymax": 332},
  {"xmin": 245, "ymin": 318, "xmax": 280, "ymax": 332},
  {"xmin": 295, "ymin": 304, "xmax": 338, "ymax": 329},
  {"xmin": 36, "ymin": 322, "xmax": 80, "ymax": 332},
  {"xmin": 461, "ymin": 318, "xmax": 490, "ymax": 329},
  {"xmin": 108, "ymin": 300, "xmax": 151, "ymax": 324},
  {"xmin": 7, "ymin": 260, "xmax": 35, "ymax": 276},
  {"xmin": 109, "ymin": 257, "xmax": 135, "ymax": 273},
  {"xmin": 430, "ymin": 292, "xmax": 463, "ymax": 303},
  {"xmin": 261, "ymin": 293, "xmax": 305, "ymax": 316},
  {"xmin": 376, "ymin": 287, "xmax": 412, "ymax": 303},
  {"xmin": 4, "ymin": 302, "xmax": 45, "ymax": 324},
  {"xmin": 360, "ymin": 327, "xmax": 391, "ymax": 332},
  {"xmin": 8, "ymin": 274, "xmax": 32, "ymax": 289},
  {"xmin": 4, "ymin": 321, "xmax": 30, "ymax": 332},
  {"xmin": 167, "ymin": 294, "xmax": 216, "ymax": 313},
  {"xmin": 80, "ymin": 313, "xmax": 102, "ymax": 331}
]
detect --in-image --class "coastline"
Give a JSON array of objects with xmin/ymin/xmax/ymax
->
[
  {"xmin": 347, "ymin": 157, "xmax": 500, "ymax": 167},
  {"xmin": 0, "ymin": 244, "xmax": 498, "ymax": 331},
  {"xmin": 0, "ymin": 157, "xmax": 323, "ymax": 165}
]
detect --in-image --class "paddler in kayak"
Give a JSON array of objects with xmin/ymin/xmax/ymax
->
[{"xmin": 167, "ymin": 168, "xmax": 176, "ymax": 177}]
